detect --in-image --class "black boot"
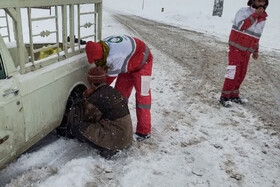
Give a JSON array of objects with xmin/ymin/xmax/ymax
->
[
  {"xmin": 230, "ymin": 97, "xmax": 245, "ymax": 104},
  {"xmin": 219, "ymin": 97, "xmax": 232, "ymax": 107},
  {"xmin": 135, "ymin": 133, "xmax": 151, "ymax": 141},
  {"xmin": 99, "ymin": 149, "xmax": 118, "ymax": 159}
]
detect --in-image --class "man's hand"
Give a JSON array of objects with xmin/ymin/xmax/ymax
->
[
  {"xmin": 252, "ymin": 52, "xmax": 259, "ymax": 60},
  {"xmin": 255, "ymin": 7, "xmax": 264, "ymax": 16}
]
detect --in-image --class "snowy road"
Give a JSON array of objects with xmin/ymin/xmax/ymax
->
[
  {"xmin": 1, "ymin": 11, "xmax": 280, "ymax": 187},
  {"xmin": 113, "ymin": 13, "xmax": 280, "ymax": 128}
]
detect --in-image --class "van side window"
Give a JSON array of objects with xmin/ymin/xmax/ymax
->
[{"xmin": 0, "ymin": 55, "xmax": 6, "ymax": 79}]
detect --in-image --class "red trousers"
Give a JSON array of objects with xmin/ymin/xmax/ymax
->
[
  {"xmin": 106, "ymin": 51, "xmax": 153, "ymax": 135},
  {"xmin": 221, "ymin": 46, "xmax": 251, "ymax": 98}
]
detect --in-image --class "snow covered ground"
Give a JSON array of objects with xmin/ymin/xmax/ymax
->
[{"xmin": 1, "ymin": 0, "xmax": 280, "ymax": 186}]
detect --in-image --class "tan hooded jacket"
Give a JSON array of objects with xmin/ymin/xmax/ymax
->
[{"xmin": 82, "ymin": 83, "xmax": 133, "ymax": 150}]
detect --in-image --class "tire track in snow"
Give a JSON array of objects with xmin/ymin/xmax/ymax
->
[{"xmin": 113, "ymin": 14, "xmax": 210, "ymax": 96}]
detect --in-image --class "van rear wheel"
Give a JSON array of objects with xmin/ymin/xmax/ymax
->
[{"xmin": 56, "ymin": 88, "xmax": 85, "ymax": 138}]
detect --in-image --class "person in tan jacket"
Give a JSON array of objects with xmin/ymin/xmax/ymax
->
[{"xmin": 70, "ymin": 66, "xmax": 133, "ymax": 158}]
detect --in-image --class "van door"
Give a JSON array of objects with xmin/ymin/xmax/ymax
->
[{"xmin": 0, "ymin": 54, "xmax": 25, "ymax": 164}]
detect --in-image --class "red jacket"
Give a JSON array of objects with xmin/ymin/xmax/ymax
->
[
  {"xmin": 102, "ymin": 35, "xmax": 151, "ymax": 85},
  {"xmin": 229, "ymin": 7, "xmax": 267, "ymax": 53}
]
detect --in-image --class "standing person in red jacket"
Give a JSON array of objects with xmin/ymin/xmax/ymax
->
[
  {"xmin": 85, "ymin": 35, "xmax": 153, "ymax": 141},
  {"xmin": 220, "ymin": 0, "xmax": 268, "ymax": 107}
]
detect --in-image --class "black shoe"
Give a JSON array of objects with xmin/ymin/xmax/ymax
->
[
  {"xmin": 134, "ymin": 133, "xmax": 151, "ymax": 142},
  {"xmin": 100, "ymin": 149, "xmax": 118, "ymax": 159},
  {"xmin": 230, "ymin": 97, "xmax": 245, "ymax": 104},
  {"xmin": 219, "ymin": 97, "xmax": 232, "ymax": 107}
]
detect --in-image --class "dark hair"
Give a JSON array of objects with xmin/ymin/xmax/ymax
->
[
  {"xmin": 247, "ymin": 0, "xmax": 269, "ymax": 9},
  {"xmin": 247, "ymin": 0, "xmax": 253, "ymax": 6}
]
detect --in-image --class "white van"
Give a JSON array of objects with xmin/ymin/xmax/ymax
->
[{"xmin": 0, "ymin": 0, "xmax": 102, "ymax": 169}]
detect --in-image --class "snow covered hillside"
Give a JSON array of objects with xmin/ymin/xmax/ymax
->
[{"xmin": 103, "ymin": 0, "xmax": 279, "ymax": 51}]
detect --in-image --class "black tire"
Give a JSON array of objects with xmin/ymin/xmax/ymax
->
[{"xmin": 56, "ymin": 87, "xmax": 85, "ymax": 138}]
